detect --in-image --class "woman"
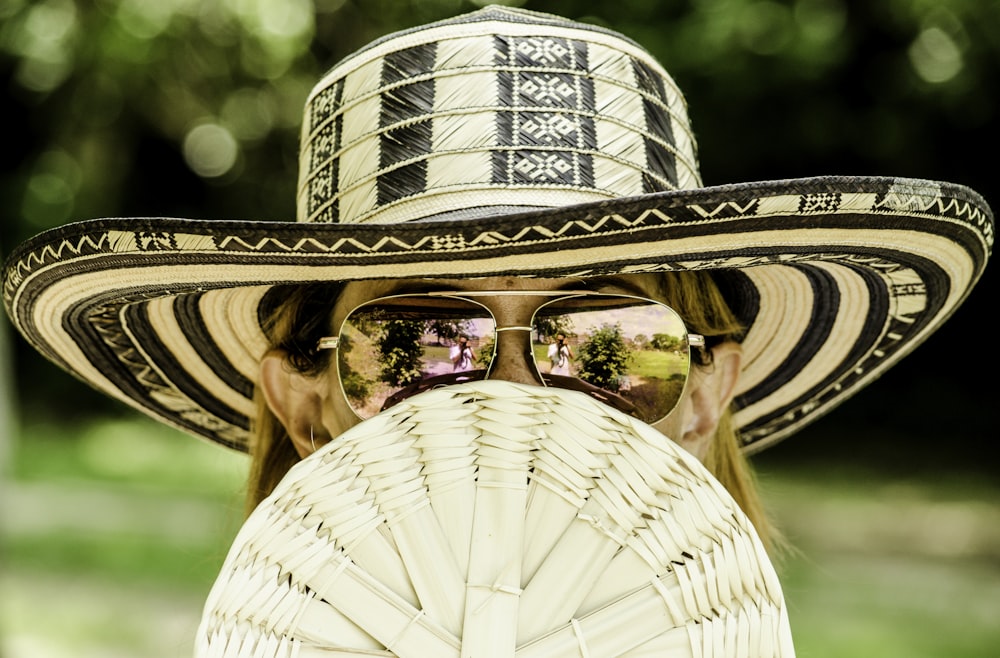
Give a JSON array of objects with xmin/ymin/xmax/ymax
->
[
  {"xmin": 2, "ymin": 5, "xmax": 990, "ymax": 656},
  {"xmin": 249, "ymin": 270, "xmax": 777, "ymax": 548},
  {"xmin": 450, "ymin": 335, "xmax": 476, "ymax": 372},
  {"xmin": 224, "ymin": 268, "xmax": 798, "ymax": 656},
  {"xmin": 547, "ymin": 333, "xmax": 573, "ymax": 376}
]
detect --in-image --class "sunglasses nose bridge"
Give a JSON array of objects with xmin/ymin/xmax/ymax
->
[
  {"xmin": 486, "ymin": 326, "xmax": 545, "ymax": 387},
  {"xmin": 476, "ymin": 295, "xmax": 545, "ymax": 387}
]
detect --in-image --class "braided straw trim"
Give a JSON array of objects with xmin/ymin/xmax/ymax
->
[{"xmin": 197, "ymin": 381, "xmax": 794, "ymax": 657}]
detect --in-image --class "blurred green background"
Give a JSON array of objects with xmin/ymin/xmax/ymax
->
[{"xmin": 0, "ymin": 0, "xmax": 997, "ymax": 656}]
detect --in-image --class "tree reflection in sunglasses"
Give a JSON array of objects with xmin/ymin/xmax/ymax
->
[{"xmin": 334, "ymin": 294, "xmax": 698, "ymax": 424}]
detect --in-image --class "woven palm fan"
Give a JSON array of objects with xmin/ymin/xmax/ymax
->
[{"xmin": 196, "ymin": 381, "xmax": 793, "ymax": 657}]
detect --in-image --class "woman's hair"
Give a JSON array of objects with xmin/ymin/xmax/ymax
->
[
  {"xmin": 245, "ymin": 282, "xmax": 343, "ymax": 514},
  {"xmin": 245, "ymin": 272, "xmax": 784, "ymax": 555},
  {"xmin": 647, "ymin": 271, "xmax": 784, "ymax": 556}
]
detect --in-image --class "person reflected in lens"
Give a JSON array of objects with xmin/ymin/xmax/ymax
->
[
  {"xmin": 450, "ymin": 334, "xmax": 476, "ymax": 372},
  {"xmin": 547, "ymin": 333, "xmax": 573, "ymax": 375}
]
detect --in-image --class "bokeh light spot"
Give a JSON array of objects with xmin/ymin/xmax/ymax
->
[
  {"xmin": 24, "ymin": 0, "xmax": 76, "ymax": 44},
  {"xmin": 115, "ymin": 0, "xmax": 180, "ymax": 39},
  {"xmin": 221, "ymin": 87, "xmax": 276, "ymax": 141},
  {"xmin": 738, "ymin": 1, "xmax": 794, "ymax": 56},
  {"xmin": 21, "ymin": 150, "xmax": 81, "ymax": 229},
  {"xmin": 909, "ymin": 26, "xmax": 963, "ymax": 84},
  {"xmin": 182, "ymin": 123, "xmax": 239, "ymax": 178},
  {"xmin": 794, "ymin": 0, "xmax": 846, "ymax": 44},
  {"xmin": 13, "ymin": 0, "xmax": 77, "ymax": 91},
  {"xmin": 255, "ymin": 0, "xmax": 312, "ymax": 39}
]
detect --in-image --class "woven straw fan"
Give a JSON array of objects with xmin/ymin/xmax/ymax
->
[{"xmin": 196, "ymin": 381, "xmax": 794, "ymax": 657}]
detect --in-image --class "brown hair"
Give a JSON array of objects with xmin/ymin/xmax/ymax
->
[
  {"xmin": 244, "ymin": 282, "xmax": 341, "ymax": 514},
  {"xmin": 647, "ymin": 271, "xmax": 784, "ymax": 556},
  {"xmin": 245, "ymin": 273, "xmax": 783, "ymax": 554}
]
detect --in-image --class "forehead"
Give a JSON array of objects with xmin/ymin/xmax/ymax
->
[
  {"xmin": 330, "ymin": 274, "xmax": 668, "ymax": 327},
  {"xmin": 341, "ymin": 273, "xmax": 662, "ymax": 301}
]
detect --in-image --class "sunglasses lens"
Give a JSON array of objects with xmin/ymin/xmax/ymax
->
[
  {"xmin": 337, "ymin": 297, "xmax": 494, "ymax": 418},
  {"xmin": 337, "ymin": 294, "xmax": 693, "ymax": 424},
  {"xmin": 533, "ymin": 298, "xmax": 693, "ymax": 423}
]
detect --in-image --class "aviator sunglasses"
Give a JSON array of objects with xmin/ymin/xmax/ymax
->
[{"xmin": 317, "ymin": 291, "xmax": 705, "ymax": 424}]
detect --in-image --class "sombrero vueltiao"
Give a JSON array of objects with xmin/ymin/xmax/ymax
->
[{"xmin": 1, "ymin": 5, "xmax": 993, "ymax": 455}]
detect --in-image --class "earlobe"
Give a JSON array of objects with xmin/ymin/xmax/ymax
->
[
  {"xmin": 259, "ymin": 349, "xmax": 331, "ymax": 458},
  {"xmin": 681, "ymin": 341, "xmax": 743, "ymax": 457}
]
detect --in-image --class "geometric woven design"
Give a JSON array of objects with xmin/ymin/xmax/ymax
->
[
  {"xmin": 298, "ymin": 12, "xmax": 699, "ymax": 227},
  {"xmin": 1, "ymin": 6, "xmax": 994, "ymax": 454},
  {"xmin": 195, "ymin": 382, "xmax": 795, "ymax": 657}
]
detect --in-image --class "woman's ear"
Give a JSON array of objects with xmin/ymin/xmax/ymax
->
[
  {"xmin": 259, "ymin": 349, "xmax": 331, "ymax": 458},
  {"xmin": 680, "ymin": 341, "xmax": 742, "ymax": 459}
]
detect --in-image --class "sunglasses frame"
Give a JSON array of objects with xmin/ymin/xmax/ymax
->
[{"xmin": 317, "ymin": 290, "xmax": 705, "ymax": 423}]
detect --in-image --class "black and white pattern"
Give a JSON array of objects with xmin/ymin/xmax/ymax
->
[
  {"xmin": 493, "ymin": 35, "xmax": 596, "ymax": 188},
  {"xmin": 299, "ymin": 11, "xmax": 697, "ymax": 227},
  {"xmin": 305, "ymin": 78, "xmax": 343, "ymax": 223}
]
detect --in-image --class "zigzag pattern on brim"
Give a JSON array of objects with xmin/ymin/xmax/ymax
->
[{"xmin": 2, "ymin": 176, "xmax": 992, "ymax": 452}]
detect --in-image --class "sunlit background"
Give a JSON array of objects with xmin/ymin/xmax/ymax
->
[{"xmin": 1, "ymin": 0, "xmax": 997, "ymax": 656}]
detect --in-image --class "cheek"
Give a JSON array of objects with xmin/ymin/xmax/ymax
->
[
  {"xmin": 319, "ymin": 367, "xmax": 363, "ymax": 439},
  {"xmin": 651, "ymin": 408, "xmax": 685, "ymax": 444},
  {"xmin": 675, "ymin": 433, "xmax": 711, "ymax": 463},
  {"xmin": 650, "ymin": 396, "xmax": 709, "ymax": 463}
]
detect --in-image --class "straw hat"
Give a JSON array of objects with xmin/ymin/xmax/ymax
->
[
  {"xmin": 196, "ymin": 381, "xmax": 795, "ymax": 657},
  {"xmin": 1, "ymin": 5, "xmax": 992, "ymax": 453}
]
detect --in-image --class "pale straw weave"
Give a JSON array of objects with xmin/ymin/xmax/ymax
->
[{"xmin": 196, "ymin": 380, "xmax": 794, "ymax": 657}]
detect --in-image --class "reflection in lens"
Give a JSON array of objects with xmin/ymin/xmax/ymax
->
[
  {"xmin": 338, "ymin": 297, "xmax": 494, "ymax": 418},
  {"xmin": 338, "ymin": 294, "xmax": 692, "ymax": 424},
  {"xmin": 533, "ymin": 299, "xmax": 691, "ymax": 423}
]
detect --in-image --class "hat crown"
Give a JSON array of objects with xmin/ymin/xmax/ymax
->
[{"xmin": 297, "ymin": 6, "xmax": 701, "ymax": 225}]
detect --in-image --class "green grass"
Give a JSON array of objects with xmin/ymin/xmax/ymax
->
[
  {"xmin": 12, "ymin": 416, "xmax": 248, "ymax": 498},
  {"xmin": 529, "ymin": 343, "xmax": 686, "ymax": 378},
  {"xmin": 2, "ymin": 416, "xmax": 249, "ymax": 657},
  {"xmin": 4, "ymin": 417, "xmax": 247, "ymax": 588},
  {"xmin": 778, "ymin": 552, "xmax": 1000, "ymax": 657},
  {"xmin": 627, "ymin": 348, "xmax": 687, "ymax": 378},
  {"xmin": 757, "ymin": 467, "xmax": 1000, "ymax": 658},
  {"xmin": 7, "ymin": 531, "xmax": 231, "ymax": 588}
]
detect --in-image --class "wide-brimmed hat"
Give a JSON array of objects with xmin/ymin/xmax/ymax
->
[
  {"xmin": 2, "ymin": 5, "xmax": 993, "ymax": 453},
  {"xmin": 196, "ymin": 381, "xmax": 795, "ymax": 656}
]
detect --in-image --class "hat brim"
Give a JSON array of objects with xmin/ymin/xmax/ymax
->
[{"xmin": 2, "ymin": 175, "xmax": 993, "ymax": 452}]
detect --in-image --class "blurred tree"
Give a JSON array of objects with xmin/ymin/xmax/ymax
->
[
  {"xmin": 533, "ymin": 313, "xmax": 573, "ymax": 342},
  {"xmin": 650, "ymin": 332, "xmax": 683, "ymax": 352},
  {"xmin": 428, "ymin": 318, "xmax": 474, "ymax": 345},
  {"xmin": 0, "ymin": 0, "xmax": 995, "ymax": 459}
]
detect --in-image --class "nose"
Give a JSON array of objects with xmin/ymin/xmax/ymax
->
[
  {"xmin": 487, "ymin": 327, "xmax": 545, "ymax": 386},
  {"xmin": 480, "ymin": 295, "xmax": 545, "ymax": 387}
]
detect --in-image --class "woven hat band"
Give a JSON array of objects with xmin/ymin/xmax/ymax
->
[{"xmin": 297, "ymin": 8, "xmax": 701, "ymax": 226}]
